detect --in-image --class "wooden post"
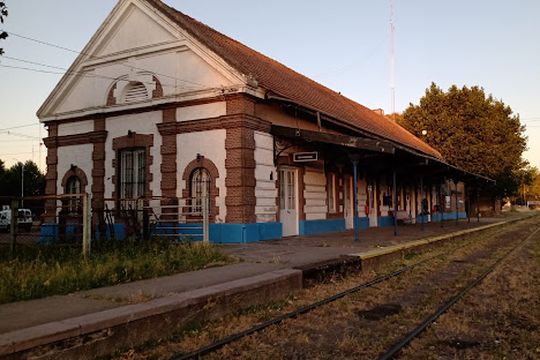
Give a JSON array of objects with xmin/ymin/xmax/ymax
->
[
  {"xmin": 82, "ymin": 193, "xmax": 91, "ymax": 257},
  {"xmin": 10, "ymin": 200, "xmax": 18, "ymax": 257}
]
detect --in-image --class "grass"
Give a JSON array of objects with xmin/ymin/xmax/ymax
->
[
  {"xmin": 0, "ymin": 239, "xmax": 232, "ymax": 304},
  {"xmin": 113, "ymin": 218, "xmax": 540, "ymax": 359}
]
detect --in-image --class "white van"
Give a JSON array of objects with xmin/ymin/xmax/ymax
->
[
  {"xmin": 0, "ymin": 209, "xmax": 9, "ymax": 231},
  {"xmin": 0, "ymin": 208, "xmax": 33, "ymax": 231}
]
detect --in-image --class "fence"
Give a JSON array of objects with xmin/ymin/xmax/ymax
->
[
  {"xmin": 1, "ymin": 194, "xmax": 210, "ymax": 257},
  {"xmin": 1, "ymin": 193, "xmax": 91, "ymax": 256}
]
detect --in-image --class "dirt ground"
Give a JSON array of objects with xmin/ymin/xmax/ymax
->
[{"xmin": 115, "ymin": 217, "xmax": 540, "ymax": 360}]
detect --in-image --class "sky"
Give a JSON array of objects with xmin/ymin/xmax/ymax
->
[{"xmin": 0, "ymin": 0, "xmax": 539, "ymax": 170}]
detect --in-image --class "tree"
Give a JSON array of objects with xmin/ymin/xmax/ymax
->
[
  {"xmin": 525, "ymin": 168, "xmax": 540, "ymax": 201},
  {"xmin": 0, "ymin": 2, "xmax": 7, "ymax": 56},
  {"xmin": 0, "ymin": 160, "xmax": 45, "ymax": 198},
  {"xmin": 397, "ymin": 83, "xmax": 527, "ymax": 197}
]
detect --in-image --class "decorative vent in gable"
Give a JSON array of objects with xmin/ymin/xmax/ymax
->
[{"xmin": 123, "ymin": 82, "xmax": 149, "ymax": 103}]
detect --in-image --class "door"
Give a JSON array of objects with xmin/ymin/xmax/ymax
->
[
  {"xmin": 368, "ymin": 181, "xmax": 378, "ymax": 227},
  {"xmin": 343, "ymin": 176, "xmax": 354, "ymax": 229},
  {"xmin": 279, "ymin": 168, "xmax": 299, "ymax": 236}
]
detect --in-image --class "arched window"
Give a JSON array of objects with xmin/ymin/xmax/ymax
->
[
  {"xmin": 65, "ymin": 176, "xmax": 81, "ymax": 214},
  {"xmin": 190, "ymin": 168, "xmax": 211, "ymax": 214},
  {"xmin": 122, "ymin": 81, "xmax": 149, "ymax": 103},
  {"xmin": 65, "ymin": 176, "xmax": 81, "ymax": 195}
]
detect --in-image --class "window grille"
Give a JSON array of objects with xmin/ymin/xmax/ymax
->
[
  {"xmin": 120, "ymin": 148, "xmax": 146, "ymax": 199},
  {"xmin": 190, "ymin": 168, "xmax": 211, "ymax": 214}
]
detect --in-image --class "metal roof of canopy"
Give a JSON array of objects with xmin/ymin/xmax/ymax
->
[
  {"xmin": 271, "ymin": 125, "xmax": 495, "ymax": 184},
  {"xmin": 270, "ymin": 125, "xmax": 396, "ymax": 155}
]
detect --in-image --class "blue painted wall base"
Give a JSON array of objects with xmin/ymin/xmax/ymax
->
[
  {"xmin": 378, "ymin": 216, "xmax": 395, "ymax": 228},
  {"xmin": 210, "ymin": 222, "xmax": 282, "ymax": 243},
  {"xmin": 95, "ymin": 224, "xmax": 126, "ymax": 241},
  {"xmin": 423, "ymin": 212, "xmax": 468, "ymax": 223},
  {"xmin": 299, "ymin": 218, "xmax": 345, "ymax": 236},
  {"xmin": 354, "ymin": 217, "xmax": 370, "ymax": 230}
]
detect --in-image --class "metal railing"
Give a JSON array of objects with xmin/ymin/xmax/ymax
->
[
  {"xmin": 1, "ymin": 194, "xmax": 210, "ymax": 258},
  {"xmin": 100, "ymin": 195, "xmax": 210, "ymax": 243},
  {"xmin": 143, "ymin": 196, "xmax": 209, "ymax": 243}
]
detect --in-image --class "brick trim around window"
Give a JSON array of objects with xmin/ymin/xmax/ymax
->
[
  {"xmin": 181, "ymin": 156, "xmax": 220, "ymax": 221},
  {"xmin": 112, "ymin": 132, "xmax": 154, "ymax": 200},
  {"xmin": 60, "ymin": 166, "xmax": 88, "ymax": 192}
]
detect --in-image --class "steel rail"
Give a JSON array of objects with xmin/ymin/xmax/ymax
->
[
  {"xmin": 377, "ymin": 225, "xmax": 540, "ymax": 360},
  {"xmin": 170, "ymin": 252, "xmax": 447, "ymax": 360}
]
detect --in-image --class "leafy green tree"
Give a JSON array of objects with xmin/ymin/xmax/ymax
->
[
  {"xmin": 0, "ymin": 2, "xmax": 7, "ymax": 56},
  {"xmin": 397, "ymin": 83, "xmax": 527, "ymax": 197}
]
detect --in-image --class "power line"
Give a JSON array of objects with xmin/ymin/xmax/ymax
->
[
  {"xmin": 0, "ymin": 130, "xmax": 41, "ymax": 140},
  {"xmin": 0, "ymin": 151, "xmax": 34, "ymax": 157},
  {"xmin": 0, "ymin": 123, "xmax": 39, "ymax": 131},
  {"xmin": 5, "ymin": 30, "xmax": 208, "ymax": 89},
  {"xmin": 0, "ymin": 139, "xmax": 38, "ymax": 143},
  {"xmin": 0, "ymin": 63, "xmax": 193, "ymax": 91},
  {"xmin": 3, "ymin": 55, "xmax": 68, "ymax": 72}
]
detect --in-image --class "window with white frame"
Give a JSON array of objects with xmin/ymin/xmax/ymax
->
[
  {"xmin": 190, "ymin": 168, "xmax": 211, "ymax": 214},
  {"xmin": 65, "ymin": 176, "xmax": 81, "ymax": 214},
  {"xmin": 327, "ymin": 173, "xmax": 337, "ymax": 213},
  {"xmin": 119, "ymin": 148, "xmax": 146, "ymax": 199}
]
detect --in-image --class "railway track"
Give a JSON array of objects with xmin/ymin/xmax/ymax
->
[
  {"xmin": 377, "ymin": 225, "xmax": 540, "ymax": 360},
  {"xmin": 172, "ymin": 252, "xmax": 446, "ymax": 360},
  {"xmin": 159, "ymin": 219, "xmax": 540, "ymax": 360}
]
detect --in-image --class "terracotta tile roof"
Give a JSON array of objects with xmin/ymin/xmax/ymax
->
[{"xmin": 147, "ymin": 0, "xmax": 443, "ymax": 159}]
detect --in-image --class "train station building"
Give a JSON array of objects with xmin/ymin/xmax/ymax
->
[{"xmin": 38, "ymin": 0, "xmax": 489, "ymax": 243}]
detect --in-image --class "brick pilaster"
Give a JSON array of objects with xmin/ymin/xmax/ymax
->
[
  {"xmin": 225, "ymin": 125, "xmax": 257, "ymax": 223},
  {"xmin": 160, "ymin": 108, "xmax": 177, "ymax": 198},
  {"xmin": 44, "ymin": 123, "xmax": 58, "ymax": 223},
  {"xmin": 92, "ymin": 117, "xmax": 107, "ymax": 228},
  {"xmin": 224, "ymin": 94, "xmax": 258, "ymax": 224}
]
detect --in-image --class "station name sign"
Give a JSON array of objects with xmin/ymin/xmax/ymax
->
[{"xmin": 293, "ymin": 152, "xmax": 319, "ymax": 162}]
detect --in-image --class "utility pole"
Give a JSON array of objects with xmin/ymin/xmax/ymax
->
[{"xmin": 21, "ymin": 163, "xmax": 25, "ymax": 207}]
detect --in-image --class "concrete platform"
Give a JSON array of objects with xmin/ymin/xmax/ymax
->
[{"xmin": 0, "ymin": 214, "xmax": 534, "ymax": 359}]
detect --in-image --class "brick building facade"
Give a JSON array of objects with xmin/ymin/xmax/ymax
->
[{"xmin": 38, "ymin": 0, "xmax": 475, "ymax": 243}]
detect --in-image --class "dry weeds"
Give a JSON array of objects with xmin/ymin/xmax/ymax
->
[{"xmin": 114, "ymin": 218, "xmax": 540, "ymax": 360}]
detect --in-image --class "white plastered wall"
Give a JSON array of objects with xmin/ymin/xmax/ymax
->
[
  {"xmin": 104, "ymin": 111, "xmax": 162, "ymax": 199},
  {"xmin": 50, "ymin": 3, "xmax": 234, "ymax": 116},
  {"xmin": 177, "ymin": 130, "xmax": 227, "ymax": 222},
  {"xmin": 254, "ymin": 131, "xmax": 277, "ymax": 223},
  {"xmin": 176, "ymin": 102, "xmax": 226, "ymax": 122},
  {"xmin": 304, "ymin": 169, "xmax": 327, "ymax": 221},
  {"xmin": 57, "ymin": 144, "xmax": 94, "ymax": 196},
  {"xmin": 57, "ymin": 120, "xmax": 94, "ymax": 136}
]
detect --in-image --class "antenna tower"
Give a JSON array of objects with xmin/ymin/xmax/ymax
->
[{"xmin": 390, "ymin": 0, "xmax": 396, "ymax": 117}]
